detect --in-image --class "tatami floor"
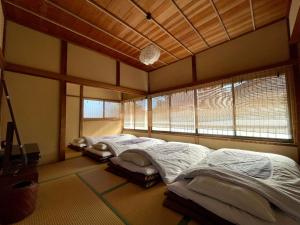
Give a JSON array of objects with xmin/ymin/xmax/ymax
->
[{"xmin": 13, "ymin": 157, "xmax": 199, "ymax": 225}]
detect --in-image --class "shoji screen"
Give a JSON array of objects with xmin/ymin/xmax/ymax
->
[
  {"xmin": 152, "ymin": 95, "xmax": 170, "ymax": 131},
  {"xmin": 83, "ymin": 99, "xmax": 103, "ymax": 119},
  {"xmin": 134, "ymin": 99, "xmax": 148, "ymax": 130},
  {"xmin": 170, "ymin": 90, "xmax": 195, "ymax": 133},
  {"xmin": 197, "ymin": 81, "xmax": 234, "ymax": 135},
  {"xmin": 124, "ymin": 101, "xmax": 134, "ymax": 129},
  {"xmin": 234, "ymin": 72, "xmax": 292, "ymax": 139}
]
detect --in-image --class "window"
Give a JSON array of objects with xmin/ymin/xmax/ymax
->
[
  {"xmin": 83, "ymin": 99, "xmax": 121, "ymax": 120},
  {"xmin": 197, "ymin": 81, "xmax": 234, "ymax": 135},
  {"xmin": 104, "ymin": 101, "xmax": 120, "ymax": 119},
  {"xmin": 83, "ymin": 99, "xmax": 103, "ymax": 119},
  {"xmin": 135, "ymin": 99, "xmax": 148, "ymax": 130},
  {"xmin": 234, "ymin": 74, "xmax": 291, "ymax": 139},
  {"xmin": 124, "ymin": 101, "xmax": 134, "ymax": 129},
  {"xmin": 170, "ymin": 90, "xmax": 195, "ymax": 133},
  {"xmin": 149, "ymin": 66, "xmax": 293, "ymax": 141},
  {"xmin": 152, "ymin": 95, "xmax": 170, "ymax": 131}
]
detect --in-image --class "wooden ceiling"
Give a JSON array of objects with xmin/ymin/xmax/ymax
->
[{"xmin": 3, "ymin": 0, "xmax": 290, "ymax": 72}]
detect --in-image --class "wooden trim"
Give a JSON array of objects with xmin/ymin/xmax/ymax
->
[
  {"xmin": 150, "ymin": 59, "xmax": 297, "ymax": 94},
  {"xmin": 66, "ymin": 94, "xmax": 80, "ymax": 98},
  {"xmin": 58, "ymin": 40, "xmax": 67, "ymax": 161},
  {"xmin": 0, "ymin": 47, "xmax": 5, "ymax": 70},
  {"xmin": 289, "ymin": 44, "xmax": 300, "ymax": 162},
  {"xmin": 171, "ymin": 0, "xmax": 209, "ymax": 48},
  {"xmin": 86, "ymin": 0, "xmax": 178, "ymax": 61},
  {"xmin": 116, "ymin": 61, "xmax": 120, "ymax": 86},
  {"xmin": 83, "ymin": 96, "xmax": 121, "ymax": 102},
  {"xmin": 128, "ymin": 0, "xmax": 193, "ymax": 55},
  {"xmin": 83, "ymin": 118, "xmax": 120, "ymax": 121},
  {"xmin": 147, "ymin": 96, "xmax": 152, "ymax": 137},
  {"xmin": 249, "ymin": 0, "xmax": 256, "ymax": 31},
  {"xmin": 231, "ymin": 83, "xmax": 237, "ymax": 136},
  {"xmin": 192, "ymin": 55, "xmax": 197, "ymax": 82},
  {"xmin": 5, "ymin": 62, "xmax": 147, "ymax": 95},
  {"xmin": 209, "ymin": 0, "xmax": 230, "ymax": 40},
  {"xmin": 290, "ymin": 6, "xmax": 300, "ymax": 44},
  {"xmin": 148, "ymin": 18, "xmax": 287, "ymax": 73},
  {"xmin": 147, "ymin": 72, "xmax": 150, "ymax": 92},
  {"xmin": 79, "ymin": 85, "xmax": 83, "ymax": 137}
]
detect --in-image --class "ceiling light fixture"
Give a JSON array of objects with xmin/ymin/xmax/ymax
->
[{"xmin": 139, "ymin": 13, "xmax": 160, "ymax": 65}]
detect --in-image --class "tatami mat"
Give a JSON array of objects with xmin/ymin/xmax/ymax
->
[
  {"xmin": 13, "ymin": 175, "xmax": 124, "ymax": 225},
  {"xmin": 102, "ymin": 182, "xmax": 183, "ymax": 225},
  {"xmin": 78, "ymin": 166, "xmax": 126, "ymax": 194},
  {"xmin": 12, "ymin": 157, "xmax": 191, "ymax": 225},
  {"xmin": 65, "ymin": 148, "xmax": 82, "ymax": 159},
  {"xmin": 38, "ymin": 156, "xmax": 99, "ymax": 182}
]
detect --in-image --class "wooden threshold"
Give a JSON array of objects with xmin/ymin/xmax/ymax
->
[{"xmin": 5, "ymin": 62, "xmax": 147, "ymax": 96}]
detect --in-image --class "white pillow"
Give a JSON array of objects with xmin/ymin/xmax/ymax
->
[
  {"xmin": 73, "ymin": 137, "xmax": 85, "ymax": 144},
  {"xmin": 93, "ymin": 143, "xmax": 108, "ymax": 151},
  {"xmin": 187, "ymin": 176, "xmax": 276, "ymax": 222},
  {"xmin": 120, "ymin": 152, "xmax": 151, "ymax": 167}
]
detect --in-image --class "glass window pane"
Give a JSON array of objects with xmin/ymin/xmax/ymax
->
[
  {"xmin": 170, "ymin": 90, "xmax": 195, "ymax": 133},
  {"xmin": 105, "ymin": 101, "xmax": 120, "ymax": 118},
  {"xmin": 234, "ymin": 74, "xmax": 291, "ymax": 139},
  {"xmin": 124, "ymin": 101, "xmax": 134, "ymax": 129},
  {"xmin": 135, "ymin": 99, "xmax": 148, "ymax": 130},
  {"xmin": 197, "ymin": 82, "xmax": 234, "ymax": 135},
  {"xmin": 83, "ymin": 99, "xmax": 103, "ymax": 119},
  {"xmin": 152, "ymin": 95, "xmax": 170, "ymax": 131}
]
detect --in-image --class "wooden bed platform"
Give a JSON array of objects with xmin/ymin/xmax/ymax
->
[
  {"xmin": 106, "ymin": 161, "xmax": 161, "ymax": 188},
  {"xmin": 163, "ymin": 191, "xmax": 234, "ymax": 225}
]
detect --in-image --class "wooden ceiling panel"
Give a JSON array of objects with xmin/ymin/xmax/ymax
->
[
  {"xmin": 3, "ymin": 0, "xmax": 290, "ymax": 71},
  {"xmin": 214, "ymin": 0, "xmax": 253, "ymax": 38},
  {"xmin": 253, "ymin": 0, "xmax": 287, "ymax": 28}
]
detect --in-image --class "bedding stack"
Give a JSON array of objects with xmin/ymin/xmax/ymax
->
[
  {"xmin": 83, "ymin": 134, "xmax": 136, "ymax": 162},
  {"xmin": 108, "ymin": 141, "xmax": 212, "ymax": 188},
  {"xmin": 164, "ymin": 148, "xmax": 300, "ymax": 225},
  {"xmin": 68, "ymin": 137, "xmax": 86, "ymax": 151}
]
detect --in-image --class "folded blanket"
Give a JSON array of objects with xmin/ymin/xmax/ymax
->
[
  {"xmin": 178, "ymin": 148, "xmax": 300, "ymax": 222},
  {"xmin": 83, "ymin": 134, "xmax": 136, "ymax": 146}
]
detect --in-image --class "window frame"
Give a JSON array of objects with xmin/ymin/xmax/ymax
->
[
  {"xmin": 83, "ymin": 97, "xmax": 121, "ymax": 121},
  {"xmin": 148, "ymin": 66, "xmax": 295, "ymax": 145},
  {"xmin": 122, "ymin": 97, "xmax": 148, "ymax": 131}
]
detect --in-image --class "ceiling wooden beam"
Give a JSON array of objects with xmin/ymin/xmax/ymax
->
[
  {"xmin": 128, "ymin": 0, "xmax": 193, "ymax": 55},
  {"xmin": 87, "ymin": 0, "xmax": 178, "ymax": 62},
  {"xmin": 209, "ymin": 0, "xmax": 230, "ymax": 40},
  {"xmin": 5, "ymin": 1, "xmax": 145, "ymax": 67},
  {"xmin": 249, "ymin": 0, "xmax": 256, "ymax": 31},
  {"xmin": 171, "ymin": 0, "xmax": 209, "ymax": 48},
  {"xmin": 5, "ymin": 62, "xmax": 147, "ymax": 96},
  {"xmin": 46, "ymin": 0, "xmax": 167, "ymax": 66}
]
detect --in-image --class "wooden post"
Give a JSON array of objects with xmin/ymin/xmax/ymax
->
[
  {"xmin": 79, "ymin": 85, "xmax": 83, "ymax": 137},
  {"xmin": 116, "ymin": 61, "xmax": 120, "ymax": 86},
  {"xmin": 290, "ymin": 43, "xmax": 300, "ymax": 162},
  {"xmin": 58, "ymin": 40, "xmax": 67, "ymax": 161}
]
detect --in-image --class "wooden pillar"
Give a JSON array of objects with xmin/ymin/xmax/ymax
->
[
  {"xmin": 192, "ymin": 55, "xmax": 197, "ymax": 82},
  {"xmin": 290, "ymin": 43, "xmax": 300, "ymax": 162},
  {"xmin": 58, "ymin": 40, "xmax": 67, "ymax": 161},
  {"xmin": 116, "ymin": 61, "xmax": 120, "ymax": 86},
  {"xmin": 79, "ymin": 85, "xmax": 83, "ymax": 137}
]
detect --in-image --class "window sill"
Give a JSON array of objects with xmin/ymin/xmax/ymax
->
[
  {"xmin": 83, "ymin": 118, "xmax": 120, "ymax": 121},
  {"xmin": 134, "ymin": 130, "xmax": 297, "ymax": 147}
]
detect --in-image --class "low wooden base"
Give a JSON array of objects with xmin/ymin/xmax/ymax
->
[
  {"xmin": 106, "ymin": 162, "xmax": 161, "ymax": 188},
  {"xmin": 163, "ymin": 191, "xmax": 234, "ymax": 225},
  {"xmin": 82, "ymin": 151, "xmax": 112, "ymax": 163}
]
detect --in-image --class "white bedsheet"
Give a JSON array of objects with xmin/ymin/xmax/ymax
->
[
  {"xmin": 110, "ymin": 157, "xmax": 158, "ymax": 175},
  {"xmin": 168, "ymin": 180, "xmax": 300, "ymax": 225}
]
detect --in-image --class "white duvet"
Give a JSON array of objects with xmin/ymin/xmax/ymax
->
[
  {"xmin": 178, "ymin": 148, "xmax": 300, "ymax": 222},
  {"xmin": 168, "ymin": 180, "xmax": 300, "ymax": 225},
  {"xmin": 83, "ymin": 134, "xmax": 136, "ymax": 146},
  {"xmin": 99, "ymin": 137, "xmax": 166, "ymax": 156},
  {"xmin": 123, "ymin": 142, "xmax": 212, "ymax": 183}
]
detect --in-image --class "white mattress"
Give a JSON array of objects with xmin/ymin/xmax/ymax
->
[
  {"xmin": 167, "ymin": 180, "xmax": 300, "ymax": 225},
  {"xmin": 110, "ymin": 157, "xmax": 158, "ymax": 176},
  {"xmin": 85, "ymin": 147, "xmax": 112, "ymax": 157}
]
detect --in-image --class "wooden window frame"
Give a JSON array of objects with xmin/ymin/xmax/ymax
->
[{"xmin": 83, "ymin": 97, "xmax": 121, "ymax": 121}]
